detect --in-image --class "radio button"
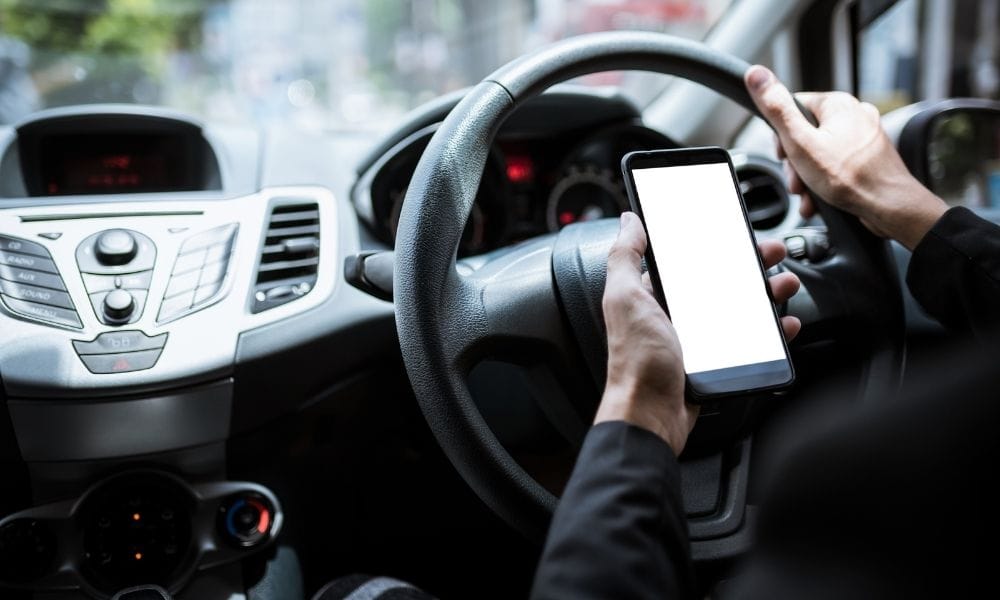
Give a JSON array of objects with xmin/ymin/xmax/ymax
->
[
  {"xmin": 94, "ymin": 230, "xmax": 138, "ymax": 266},
  {"xmin": 78, "ymin": 348, "xmax": 163, "ymax": 374},
  {"xmin": 82, "ymin": 270, "xmax": 153, "ymax": 293},
  {"xmin": 0, "ymin": 251, "xmax": 58, "ymax": 274},
  {"xmin": 0, "ymin": 236, "xmax": 50, "ymax": 258},
  {"xmin": 0, "ymin": 280, "xmax": 75, "ymax": 310},
  {"xmin": 0, "ymin": 265, "xmax": 66, "ymax": 291},
  {"xmin": 0, "ymin": 296, "xmax": 82, "ymax": 328},
  {"xmin": 73, "ymin": 331, "xmax": 167, "ymax": 355}
]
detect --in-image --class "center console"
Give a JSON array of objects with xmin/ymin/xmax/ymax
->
[
  {"xmin": 0, "ymin": 472, "xmax": 282, "ymax": 596},
  {"xmin": 0, "ymin": 107, "xmax": 351, "ymax": 599}
]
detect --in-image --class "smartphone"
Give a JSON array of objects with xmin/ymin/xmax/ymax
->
[{"xmin": 621, "ymin": 147, "xmax": 794, "ymax": 399}]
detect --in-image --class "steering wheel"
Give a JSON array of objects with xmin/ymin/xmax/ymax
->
[{"xmin": 393, "ymin": 32, "xmax": 904, "ymax": 541}]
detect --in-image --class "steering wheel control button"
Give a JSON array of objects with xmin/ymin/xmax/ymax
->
[
  {"xmin": 0, "ymin": 235, "xmax": 50, "ymax": 258},
  {"xmin": 1, "ymin": 296, "xmax": 83, "ymax": 328},
  {"xmin": 0, "ymin": 250, "xmax": 59, "ymax": 274},
  {"xmin": 77, "ymin": 230, "xmax": 156, "ymax": 275},
  {"xmin": 783, "ymin": 228, "xmax": 832, "ymax": 263},
  {"xmin": 158, "ymin": 224, "xmax": 237, "ymax": 323},
  {"xmin": 78, "ymin": 348, "xmax": 163, "ymax": 374},
  {"xmin": 95, "ymin": 229, "xmax": 138, "ymax": 265},
  {"xmin": 785, "ymin": 235, "xmax": 807, "ymax": 259},
  {"xmin": 218, "ymin": 494, "xmax": 274, "ymax": 548},
  {"xmin": 73, "ymin": 331, "xmax": 167, "ymax": 356},
  {"xmin": 103, "ymin": 289, "xmax": 136, "ymax": 321},
  {"xmin": 89, "ymin": 290, "xmax": 148, "ymax": 326}
]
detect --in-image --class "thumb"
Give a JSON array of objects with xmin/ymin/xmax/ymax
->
[{"xmin": 745, "ymin": 65, "xmax": 815, "ymax": 152}]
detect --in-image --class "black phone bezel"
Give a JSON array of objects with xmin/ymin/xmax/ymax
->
[{"xmin": 620, "ymin": 146, "xmax": 795, "ymax": 400}]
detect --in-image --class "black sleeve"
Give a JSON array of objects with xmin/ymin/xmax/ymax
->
[
  {"xmin": 530, "ymin": 421, "xmax": 696, "ymax": 600},
  {"xmin": 906, "ymin": 206, "xmax": 1000, "ymax": 336}
]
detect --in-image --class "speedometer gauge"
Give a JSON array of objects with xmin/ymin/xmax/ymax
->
[{"xmin": 546, "ymin": 164, "xmax": 628, "ymax": 231}]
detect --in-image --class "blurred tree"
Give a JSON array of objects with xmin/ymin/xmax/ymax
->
[{"xmin": 0, "ymin": 0, "xmax": 208, "ymax": 105}]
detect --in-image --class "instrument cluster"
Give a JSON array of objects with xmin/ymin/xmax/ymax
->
[{"xmin": 364, "ymin": 120, "xmax": 677, "ymax": 256}]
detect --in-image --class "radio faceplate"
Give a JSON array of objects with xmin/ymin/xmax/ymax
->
[{"xmin": 0, "ymin": 186, "xmax": 338, "ymax": 397}]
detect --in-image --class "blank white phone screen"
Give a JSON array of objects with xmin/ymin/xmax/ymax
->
[{"xmin": 631, "ymin": 161, "xmax": 786, "ymax": 375}]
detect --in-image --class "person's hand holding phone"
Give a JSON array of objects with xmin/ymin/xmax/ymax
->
[
  {"xmin": 595, "ymin": 212, "xmax": 801, "ymax": 454},
  {"xmin": 744, "ymin": 65, "xmax": 948, "ymax": 250}
]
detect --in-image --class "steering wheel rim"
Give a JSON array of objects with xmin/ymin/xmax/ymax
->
[{"xmin": 393, "ymin": 31, "xmax": 904, "ymax": 541}]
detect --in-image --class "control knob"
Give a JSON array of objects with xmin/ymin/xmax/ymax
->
[
  {"xmin": 219, "ymin": 494, "xmax": 274, "ymax": 548},
  {"xmin": 103, "ymin": 289, "xmax": 135, "ymax": 322},
  {"xmin": 95, "ymin": 229, "xmax": 138, "ymax": 265}
]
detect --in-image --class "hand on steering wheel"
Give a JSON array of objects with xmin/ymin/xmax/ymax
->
[{"xmin": 745, "ymin": 65, "xmax": 947, "ymax": 250}]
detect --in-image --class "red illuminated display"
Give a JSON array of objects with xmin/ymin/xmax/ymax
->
[
  {"xmin": 46, "ymin": 152, "xmax": 168, "ymax": 195},
  {"xmin": 36, "ymin": 132, "xmax": 194, "ymax": 196},
  {"xmin": 505, "ymin": 155, "xmax": 535, "ymax": 183}
]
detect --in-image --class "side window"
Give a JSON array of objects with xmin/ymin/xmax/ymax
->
[
  {"xmin": 858, "ymin": 0, "xmax": 1000, "ymax": 112},
  {"xmin": 857, "ymin": 0, "xmax": 920, "ymax": 112}
]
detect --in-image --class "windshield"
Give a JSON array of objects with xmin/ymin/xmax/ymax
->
[{"xmin": 0, "ymin": 0, "xmax": 733, "ymax": 131}]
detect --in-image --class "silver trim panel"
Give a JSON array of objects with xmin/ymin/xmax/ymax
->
[{"xmin": 0, "ymin": 186, "xmax": 339, "ymax": 397}]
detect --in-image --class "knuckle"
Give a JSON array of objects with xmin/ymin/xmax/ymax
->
[
  {"xmin": 607, "ymin": 243, "xmax": 629, "ymax": 263},
  {"xmin": 829, "ymin": 91, "xmax": 857, "ymax": 105}
]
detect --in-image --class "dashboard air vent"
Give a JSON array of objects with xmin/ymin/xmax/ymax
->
[
  {"xmin": 737, "ymin": 167, "xmax": 790, "ymax": 230},
  {"xmin": 251, "ymin": 202, "xmax": 320, "ymax": 313}
]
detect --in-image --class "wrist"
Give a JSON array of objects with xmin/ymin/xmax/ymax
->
[
  {"xmin": 595, "ymin": 384, "xmax": 688, "ymax": 453},
  {"xmin": 880, "ymin": 183, "xmax": 948, "ymax": 250},
  {"xmin": 862, "ymin": 175, "xmax": 946, "ymax": 250}
]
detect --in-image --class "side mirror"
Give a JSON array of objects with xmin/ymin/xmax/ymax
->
[{"xmin": 898, "ymin": 99, "xmax": 1000, "ymax": 207}]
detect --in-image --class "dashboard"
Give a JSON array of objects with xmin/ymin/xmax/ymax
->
[
  {"xmin": 0, "ymin": 105, "xmax": 381, "ymax": 598},
  {"xmin": 0, "ymin": 91, "xmax": 795, "ymax": 599},
  {"xmin": 353, "ymin": 89, "xmax": 795, "ymax": 257}
]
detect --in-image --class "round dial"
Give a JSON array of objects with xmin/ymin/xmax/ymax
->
[
  {"xmin": 546, "ymin": 165, "xmax": 628, "ymax": 231},
  {"xmin": 95, "ymin": 229, "xmax": 138, "ymax": 265},
  {"xmin": 103, "ymin": 289, "xmax": 135, "ymax": 322}
]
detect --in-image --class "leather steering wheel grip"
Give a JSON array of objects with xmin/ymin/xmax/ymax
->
[{"xmin": 393, "ymin": 31, "xmax": 901, "ymax": 541}]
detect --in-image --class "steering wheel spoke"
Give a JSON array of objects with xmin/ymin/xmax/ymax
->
[{"xmin": 455, "ymin": 239, "xmax": 579, "ymax": 369}]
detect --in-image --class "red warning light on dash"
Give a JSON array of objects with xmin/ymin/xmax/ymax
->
[{"xmin": 505, "ymin": 155, "xmax": 534, "ymax": 184}]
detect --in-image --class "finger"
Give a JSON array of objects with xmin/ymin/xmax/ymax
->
[
  {"xmin": 775, "ymin": 134, "xmax": 786, "ymax": 160},
  {"xmin": 796, "ymin": 91, "xmax": 860, "ymax": 124},
  {"xmin": 758, "ymin": 238, "xmax": 787, "ymax": 269},
  {"xmin": 640, "ymin": 271, "xmax": 655, "ymax": 295},
  {"xmin": 605, "ymin": 212, "xmax": 646, "ymax": 294},
  {"xmin": 799, "ymin": 191, "xmax": 816, "ymax": 219},
  {"xmin": 745, "ymin": 65, "xmax": 816, "ymax": 151},
  {"xmin": 781, "ymin": 315, "xmax": 802, "ymax": 341},
  {"xmin": 769, "ymin": 271, "xmax": 801, "ymax": 304},
  {"xmin": 793, "ymin": 91, "xmax": 826, "ymax": 112}
]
